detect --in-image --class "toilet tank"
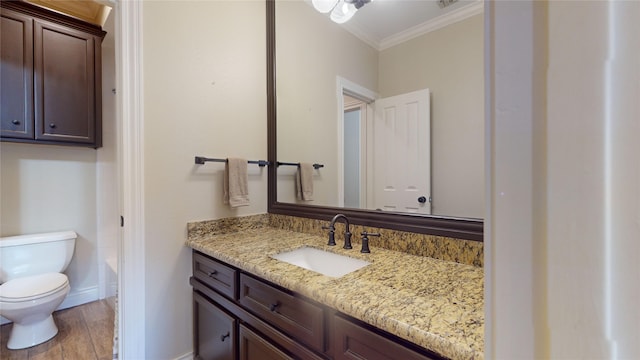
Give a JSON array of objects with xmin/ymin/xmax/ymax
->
[{"xmin": 0, "ymin": 231, "xmax": 77, "ymax": 283}]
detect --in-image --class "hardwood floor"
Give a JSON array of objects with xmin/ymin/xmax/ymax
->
[{"xmin": 0, "ymin": 300, "xmax": 115, "ymax": 360}]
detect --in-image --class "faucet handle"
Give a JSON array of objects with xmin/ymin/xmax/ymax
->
[
  {"xmin": 361, "ymin": 230, "xmax": 380, "ymax": 237},
  {"xmin": 322, "ymin": 224, "xmax": 336, "ymax": 246},
  {"xmin": 360, "ymin": 230, "xmax": 380, "ymax": 253}
]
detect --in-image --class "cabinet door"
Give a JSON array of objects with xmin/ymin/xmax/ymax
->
[
  {"xmin": 194, "ymin": 292, "xmax": 236, "ymax": 360},
  {"xmin": 33, "ymin": 19, "xmax": 98, "ymax": 144},
  {"xmin": 1, "ymin": 8, "xmax": 34, "ymax": 139},
  {"xmin": 239, "ymin": 324, "xmax": 292, "ymax": 360}
]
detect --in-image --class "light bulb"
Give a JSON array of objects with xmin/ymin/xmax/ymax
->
[
  {"xmin": 330, "ymin": 0, "xmax": 357, "ymax": 24},
  {"xmin": 312, "ymin": 0, "xmax": 339, "ymax": 13}
]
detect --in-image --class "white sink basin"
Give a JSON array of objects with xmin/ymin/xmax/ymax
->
[{"xmin": 271, "ymin": 246, "xmax": 370, "ymax": 278}]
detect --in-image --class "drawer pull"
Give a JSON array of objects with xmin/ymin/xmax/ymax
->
[
  {"xmin": 269, "ymin": 302, "xmax": 280, "ymax": 312},
  {"xmin": 220, "ymin": 331, "xmax": 230, "ymax": 342},
  {"xmin": 207, "ymin": 270, "xmax": 217, "ymax": 277},
  {"xmin": 11, "ymin": 120, "xmax": 20, "ymax": 125}
]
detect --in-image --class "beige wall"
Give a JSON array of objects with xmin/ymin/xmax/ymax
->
[
  {"xmin": 97, "ymin": 11, "xmax": 118, "ymax": 299},
  {"xmin": 0, "ymin": 143, "xmax": 99, "ymax": 301},
  {"xmin": 142, "ymin": 1, "xmax": 267, "ymax": 357},
  {"xmin": 379, "ymin": 14, "xmax": 484, "ymax": 219},
  {"xmin": 275, "ymin": 0, "xmax": 378, "ymax": 206}
]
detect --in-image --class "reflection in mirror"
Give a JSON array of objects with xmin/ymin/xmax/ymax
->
[
  {"xmin": 267, "ymin": 0, "xmax": 484, "ymax": 241},
  {"xmin": 275, "ymin": 0, "xmax": 484, "ymax": 219}
]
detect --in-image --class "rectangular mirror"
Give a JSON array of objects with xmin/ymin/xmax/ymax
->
[{"xmin": 267, "ymin": 0, "xmax": 484, "ymax": 241}]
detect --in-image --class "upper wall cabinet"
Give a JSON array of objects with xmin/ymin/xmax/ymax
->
[{"xmin": 1, "ymin": 1, "xmax": 106, "ymax": 148}]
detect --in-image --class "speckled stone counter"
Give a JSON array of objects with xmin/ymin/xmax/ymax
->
[
  {"xmin": 269, "ymin": 214, "xmax": 484, "ymax": 267},
  {"xmin": 186, "ymin": 217, "xmax": 484, "ymax": 360}
]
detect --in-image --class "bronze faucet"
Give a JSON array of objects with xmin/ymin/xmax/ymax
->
[{"xmin": 324, "ymin": 214, "xmax": 352, "ymax": 249}]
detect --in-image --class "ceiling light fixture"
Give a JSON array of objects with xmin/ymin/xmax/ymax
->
[{"xmin": 311, "ymin": 0, "xmax": 371, "ymax": 24}]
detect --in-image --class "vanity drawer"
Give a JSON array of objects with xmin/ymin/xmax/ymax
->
[
  {"xmin": 193, "ymin": 252, "xmax": 238, "ymax": 300},
  {"xmin": 239, "ymin": 324, "xmax": 292, "ymax": 360},
  {"xmin": 333, "ymin": 315, "xmax": 441, "ymax": 360},
  {"xmin": 239, "ymin": 273, "xmax": 325, "ymax": 353}
]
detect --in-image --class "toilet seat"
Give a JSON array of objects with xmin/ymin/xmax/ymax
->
[{"xmin": 0, "ymin": 273, "xmax": 69, "ymax": 303}]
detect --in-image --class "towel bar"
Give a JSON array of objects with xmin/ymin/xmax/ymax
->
[
  {"xmin": 277, "ymin": 161, "xmax": 324, "ymax": 170},
  {"xmin": 195, "ymin": 156, "xmax": 270, "ymax": 167}
]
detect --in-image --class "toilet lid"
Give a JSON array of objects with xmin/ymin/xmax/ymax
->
[{"xmin": 0, "ymin": 273, "xmax": 69, "ymax": 303}]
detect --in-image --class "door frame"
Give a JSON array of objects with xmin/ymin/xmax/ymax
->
[
  {"xmin": 115, "ymin": 0, "xmax": 146, "ymax": 358},
  {"xmin": 335, "ymin": 76, "xmax": 376, "ymax": 208},
  {"xmin": 343, "ymin": 103, "xmax": 365, "ymax": 208}
]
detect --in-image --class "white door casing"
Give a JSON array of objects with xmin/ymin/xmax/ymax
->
[
  {"xmin": 336, "ymin": 77, "xmax": 377, "ymax": 207},
  {"xmin": 116, "ymin": 0, "xmax": 146, "ymax": 358}
]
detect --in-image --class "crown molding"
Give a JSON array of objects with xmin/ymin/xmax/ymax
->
[
  {"xmin": 379, "ymin": 0, "xmax": 483, "ymax": 50},
  {"xmin": 343, "ymin": 0, "xmax": 484, "ymax": 51}
]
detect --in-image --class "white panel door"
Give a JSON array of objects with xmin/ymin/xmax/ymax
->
[{"xmin": 371, "ymin": 89, "xmax": 430, "ymax": 214}]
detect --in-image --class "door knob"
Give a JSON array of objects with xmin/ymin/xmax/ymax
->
[{"xmin": 417, "ymin": 196, "xmax": 427, "ymax": 203}]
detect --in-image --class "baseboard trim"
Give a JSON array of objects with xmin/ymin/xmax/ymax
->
[
  {"xmin": 174, "ymin": 351, "xmax": 194, "ymax": 360},
  {"xmin": 60, "ymin": 286, "xmax": 100, "ymax": 310}
]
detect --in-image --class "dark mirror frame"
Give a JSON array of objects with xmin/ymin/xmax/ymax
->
[{"xmin": 266, "ymin": 0, "xmax": 483, "ymax": 241}]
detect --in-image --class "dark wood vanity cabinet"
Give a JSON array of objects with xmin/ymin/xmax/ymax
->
[
  {"xmin": 239, "ymin": 324, "xmax": 291, "ymax": 360},
  {"xmin": 191, "ymin": 250, "xmax": 444, "ymax": 360},
  {"xmin": 239, "ymin": 273, "xmax": 325, "ymax": 354},
  {"xmin": 194, "ymin": 252, "xmax": 239, "ymax": 300},
  {"xmin": 1, "ymin": 1, "xmax": 105, "ymax": 148},
  {"xmin": 194, "ymin": 292, "xmax": 237, "ymax": 360},
  {"xmin": 333, "ymin": 315, "xmax": 439, "ymax": 360},
  {"xmin": 1, "ymin": 7, "xmax": 33, "ymax": 140}
]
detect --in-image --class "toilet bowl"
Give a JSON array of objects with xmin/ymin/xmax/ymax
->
[
  {"xmin": 0, "ymin": 231, "xmax": 76, "ymax": 349},
  {"xmin": 0, "ymin": 273, "xmax": 71, "ymax": 349}
]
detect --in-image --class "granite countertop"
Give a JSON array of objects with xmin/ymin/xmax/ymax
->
[{"xmin": 186, "ymin": 227, "xmax": 484, "ymax": 360}]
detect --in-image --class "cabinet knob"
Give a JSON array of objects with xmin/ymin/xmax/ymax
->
[
  {"xmin": 269, "ymin": 302, "xmax": 280, "ymax": 312},
  {"xmin": 11, "ymin": 120, "xmax": 20, "ymax": 125},
  {"xmin": 49, "ymin": 123, "xmax": 56, "ymax": 129},
  {"xmin": 206, "ymin": 270, "xmax": 217, "ymax": 277},
  {"xmin": 220, "ymin": 332, "xmax": 230, "ymax": 342}
]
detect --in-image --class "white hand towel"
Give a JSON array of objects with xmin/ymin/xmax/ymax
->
[
  {"xmin": 223, "ymin": 158, "xmax": 249, "ymax": 207},
  {"xmin": 296, "ymin": 163, "xmax": 314, "ymax": 201}
]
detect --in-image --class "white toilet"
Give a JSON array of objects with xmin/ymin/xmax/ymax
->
[{"xmin": 0, "ymin": 231, "xmax": 76, "ymax": 349}]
